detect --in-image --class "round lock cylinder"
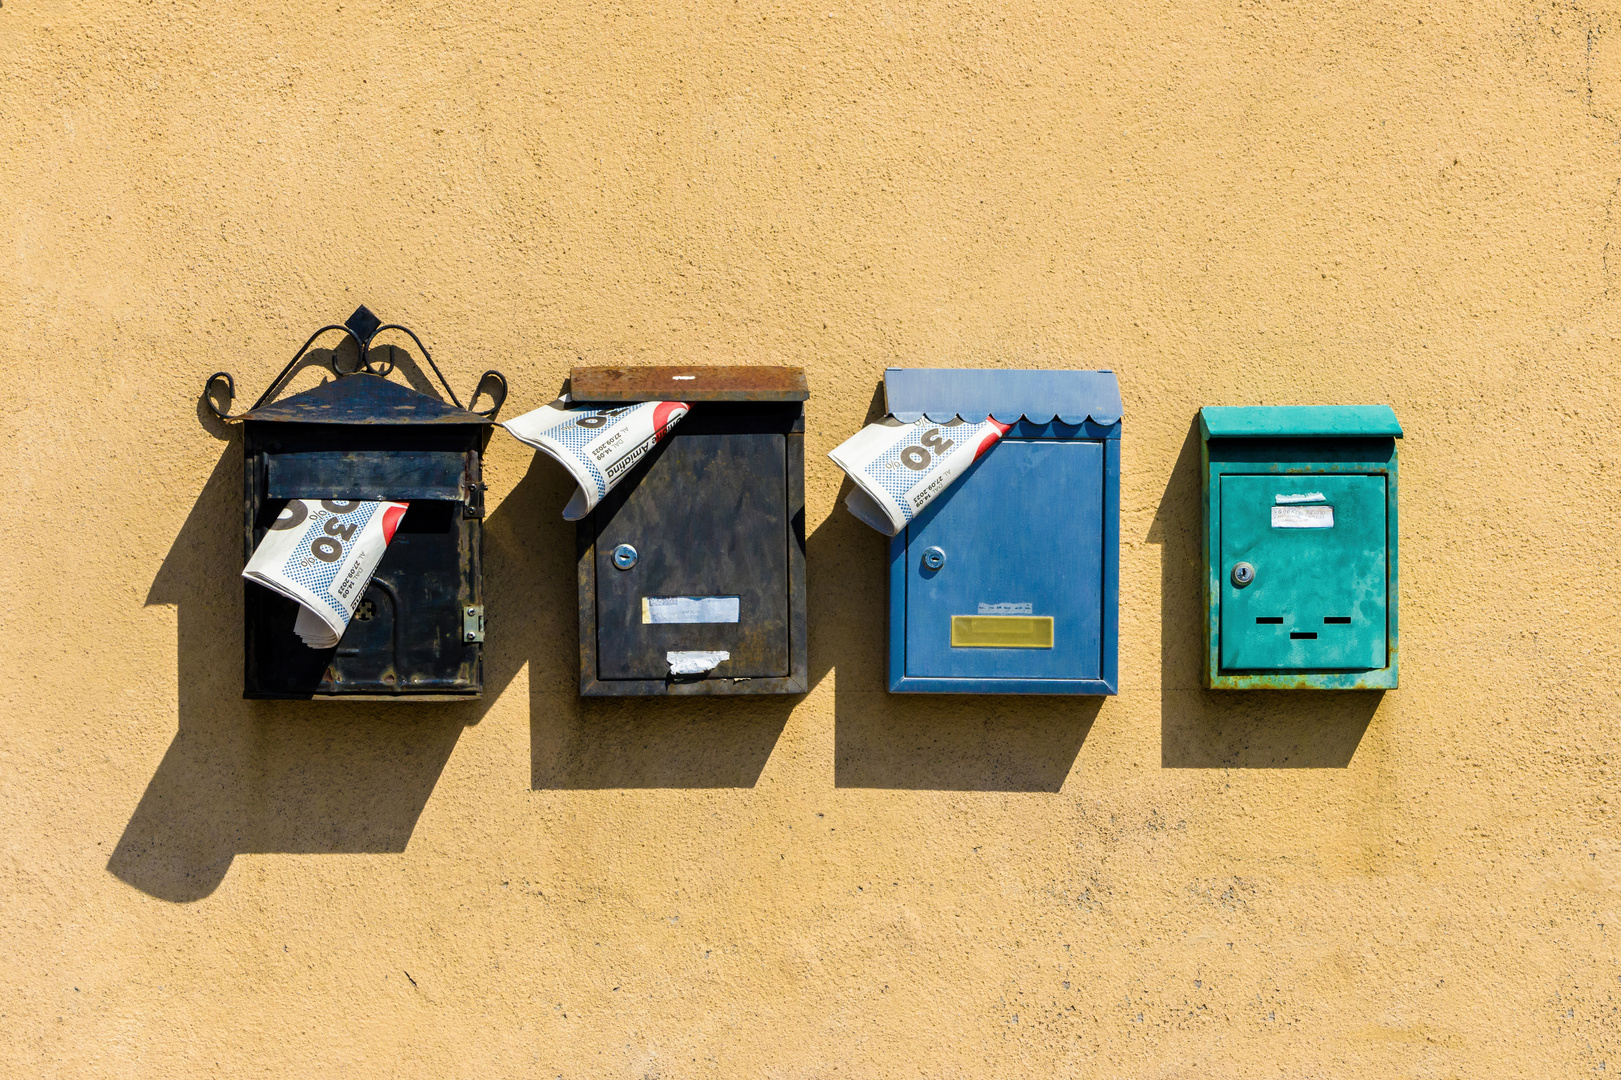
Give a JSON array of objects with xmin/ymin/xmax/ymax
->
[
  {"xmin": 612, "ymin": 544, "xmax": 639, "ymax": 570},
  {"xmin": 922, "ymin": 546, "xmax": 947, "ymax": 571},
  {"xmin": 1231, "ymin": 561, "xmax": 1256, "ymax": 587}
]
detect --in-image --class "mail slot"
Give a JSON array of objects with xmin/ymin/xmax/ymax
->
[
  {"xmin": 207, "ymin": 306, "xmax": 504, "ymax": 699},
  {"xmin": 881, "ymin": 368, "xmax": 1122, "ymax": 694},
  {"xmin": 573, "ymin": 365, "xmax": 808, "ymax": 696},
  {"xmin": 1201, "ymin": 405, "xmax": 1402, "ymax": 690}
]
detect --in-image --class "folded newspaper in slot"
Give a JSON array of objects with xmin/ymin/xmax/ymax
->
[
  {"xmin": 502, "ymin": 396, "xmax": 691, "ymax": 519},
  {"xmin": 243, "ymin": 499, "xmax": 409, "ymax": 649},
  {"xmin": 828, "ymin": 415, "xmax": 1012, "ymax": 535}
]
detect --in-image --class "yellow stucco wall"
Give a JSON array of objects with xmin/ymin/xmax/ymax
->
[{"xmin": 4, "ymin": 0, "xmax": 1621, "ymax": 1074}]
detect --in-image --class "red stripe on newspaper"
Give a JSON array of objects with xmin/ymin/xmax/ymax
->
[
  {"xmin": 653, "ymin": 401, "xmax": 688, "ymax": 440},
  {"xmin": 973, "ymin": 420, "xmax": 1013, "ymax": 461},
  {"xmin": 381, "ymin": 503, "xmax": 408, "ymax": 543}
]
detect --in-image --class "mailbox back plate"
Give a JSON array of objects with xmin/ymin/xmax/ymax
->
[
  {"xmin": 1202, "ymin": 432, "xmax": 1399, "ymax": 689},
  {"xmin": 243, "ymin": 421, "xmax": 486, "ymax": 699},
  {"xmin": 578, "ymin": 402, "xmax": 807, "ymax": 696},
  {"xmin": 888, "ymin": 418, "xmax": 1120, "ymax": 694}
]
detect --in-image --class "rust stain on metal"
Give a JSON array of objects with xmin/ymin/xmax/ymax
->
[{"xmin": 570, "ymin": 365, "xmax": 809, "ymax": 402}]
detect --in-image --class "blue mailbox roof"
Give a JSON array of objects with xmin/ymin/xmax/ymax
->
[
  {"xmin": 1199, "ymin": 405, "xmax": 1402, "ymax": 439},
  {"xmin": 883, "ymin": 368, "xmax": 1122, "ymax": 425}
]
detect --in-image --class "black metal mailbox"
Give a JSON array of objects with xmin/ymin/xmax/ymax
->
[
  {"xmin": 573, "ymin": 365, "xmax": 808, "ymax": 696},
  {"xmin": 206, "ymin": 307, "xmax": 504, "ymax": 700}
]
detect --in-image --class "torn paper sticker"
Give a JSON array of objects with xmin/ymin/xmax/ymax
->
[{"xmin": 667, "ymin": 650, "xmax": 729, "ymax": 676}]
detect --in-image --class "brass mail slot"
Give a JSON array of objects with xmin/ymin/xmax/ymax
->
[{"xmin": 950, "ymin": 615, "xmax": 1054, "ymax": 649}]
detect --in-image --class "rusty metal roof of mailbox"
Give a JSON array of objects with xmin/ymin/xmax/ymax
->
[
  {"xmin": 571, "ymin": 365, "xmax": 808, "ymax": 402},
  {"xmin": 883, "ymin": 368, "xmax": 1122, "ymax": 425},
  {"xmin": 1200, "ymin": 405, "xmax": 1403, "ymax": 439},
  {"xmin": 244, "ymin": 373, "xmax": 495, "ymax": 424}
]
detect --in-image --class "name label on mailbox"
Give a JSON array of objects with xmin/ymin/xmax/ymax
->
[
  {"xmin": 642, "ymin": 596, "xmax": 742, "ymax": 624},
  {"xmin": 1271, "ymin": 505, "xmax": 1334, "ymax": 529},
  {"xmin": 951, "ymin": 615, "xmax": 1054, "ymax": 649}
]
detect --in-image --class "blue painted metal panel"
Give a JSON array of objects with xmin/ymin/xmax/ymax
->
[
  {"xmin": 1200, "ymin": 405, "xmax": 1402, "ymax": 439},
  {"xmin": 904, "ymin": 439, "xmax": 1104, "ymax": 680},
  {"xmin": 886, "ymin": 422, "xmax": 1119, "ymax": 695},
  {"xmin": 884, "ymin": 368, "xmax": 1122, "ymax": 426}
]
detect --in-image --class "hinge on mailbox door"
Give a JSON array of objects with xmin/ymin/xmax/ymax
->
[
  {"xmin": 462, "ymin": 605, "xmax": 485, "ymax": 643},
  {"xmin": 464, "ymin": 481, "xmax": 486, "ymax": 519}
]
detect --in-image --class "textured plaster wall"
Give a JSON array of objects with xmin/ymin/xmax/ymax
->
[{"xmin": 3, "ymin": 0, "xmax": 1620, "ymax": 1075}]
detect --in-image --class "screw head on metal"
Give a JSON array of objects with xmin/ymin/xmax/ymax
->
[
  {"xmin": 612, "ymin": 544, "xmax": 639, "ymax": 571},
  {"xmin": 1231, "ymin": 561, "xmax": 1256, "ymax": 587},
  {"xmin": 922, "ymin": 546, "xmax": 947, "ymax": 571}
]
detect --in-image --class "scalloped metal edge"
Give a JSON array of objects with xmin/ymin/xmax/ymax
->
[{"xmin": 891, "ymin": 409, "xmax": 1123, "ymax": 426}]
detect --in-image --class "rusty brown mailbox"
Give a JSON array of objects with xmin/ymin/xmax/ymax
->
[{"xmin": 572, "ymin": 366, "xmax": 808, "ymax": 696}]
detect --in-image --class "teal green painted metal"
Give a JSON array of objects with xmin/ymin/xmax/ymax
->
[
  {"xmin": 1200, "ymin": 405, "xmax": 1402, "ymax": 440},
  {"xmin": 1200, "ymin": 407, "xmax": 1400, "ymax": 690},
  {"xmin": 1219, "ymin": 475, "xmax": 1387, "ymax": 670}
]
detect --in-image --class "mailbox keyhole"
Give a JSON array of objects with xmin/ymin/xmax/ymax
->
[
  {"xmin": 1231, "ymin": 562, "xmax": 1256, "ymax": 587},
  {"xmin": 612, "ymin": 544, "xmax": 639, "ymax": 571},
  {"xmin": 354, "ymin": 599, "xmax": 375, "ymax": 622},
  {"xmin": 921, "ymin": 546, "xmax": 947, "ymax": 572}
]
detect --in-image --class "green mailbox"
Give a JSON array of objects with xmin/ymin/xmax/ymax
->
[{"xmin": 1201, "ymin": 406, "xmax": 1402, "ymax": 690}]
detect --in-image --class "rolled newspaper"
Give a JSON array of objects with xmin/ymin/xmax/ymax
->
[
  {"xmin": 828, "ymin": 416, "xmax": 1012, "ymax": 535},
  {"xmin": 503, "ymin": 396, "xmax": 690, "ymax": 519},
  {"xmin": 243, "ymin": 499, "xmax": 409, "ymax": 649}
]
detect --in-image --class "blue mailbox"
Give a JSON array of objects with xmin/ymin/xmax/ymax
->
[{"xmin": 884, "ymin": 368, "xmax": 1122, "ymax": 694}]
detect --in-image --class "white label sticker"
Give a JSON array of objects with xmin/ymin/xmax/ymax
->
[
  {"xmin": 1272, "ymin": 505, "xmax": 1335, "ymax": 528},
  {"xmin": 978, "ymin": 602, "xmax": 1034, "ymax": 615},
  {"xmin": 642, "ymin": 596, "xmax": 741, "ymax": 624},
  {"xmin": 1275, "ymin": 492, "xmax": 1327, "ymax": 504}
]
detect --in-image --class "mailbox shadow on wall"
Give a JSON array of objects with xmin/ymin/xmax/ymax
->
[
  {"xmin": 1152, "ymin": 411, "xmax": 1395, "ymax": 768},
  {"xmin": 110, "ymin": 321, "xmax": 511, "ymax": 902}
]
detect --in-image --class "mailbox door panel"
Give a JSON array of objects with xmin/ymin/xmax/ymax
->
[
  {"xmin": 1219, "ymin": 473, "xmax": 1386, "ymax": 671},
  {"xmin": 904, "ymin": 439, "xmax": 1104, "ymax": 681},
  {"xmin": 248, "ymin": 498, "xmax": 479, "ymax": 695},
  {"xmin": 595, "ymin": 432, "xmax": 789, "ymax": 680}
]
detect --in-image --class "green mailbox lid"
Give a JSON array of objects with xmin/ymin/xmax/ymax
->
[{"xmin": 1200, "ymin": 405, "xmax": 1402, "ymax": 439}]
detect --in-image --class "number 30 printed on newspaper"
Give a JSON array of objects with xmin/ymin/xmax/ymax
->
[{"xmin": 828, "ymin": 416, "xmax": 1011, "ymax": 535}]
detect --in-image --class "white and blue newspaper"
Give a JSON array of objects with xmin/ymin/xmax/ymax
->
[
  {"xmin": 243, "ymin": 499, "xmax": 408, "ymax": 649},
  {"xmin": 828, "ymin": 416, "xmax": 1012, "ymax": 535},
  {"xmin": 503, "ymin": 396, "xmax": 690, "ymax": 519}
]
